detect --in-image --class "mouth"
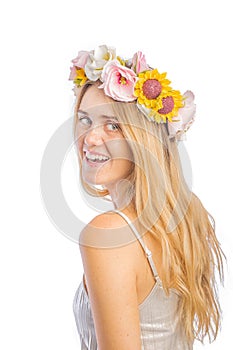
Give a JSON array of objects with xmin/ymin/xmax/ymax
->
[{"xmin": 84, "ymin": 152, "xmax": 111, "ymax": 165}]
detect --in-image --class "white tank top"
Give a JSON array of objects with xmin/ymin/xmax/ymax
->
[{"xmin": 73, "ymin": 209, "xmax": 194, "ymax": 349}]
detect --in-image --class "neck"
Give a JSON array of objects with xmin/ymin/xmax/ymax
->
[{"xmin": 106, "ymin": 179, "xmax": 135, "ymax": 212}]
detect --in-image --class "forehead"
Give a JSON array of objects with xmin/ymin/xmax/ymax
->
[{"xmin": 79, "ymin": 85, "xmax": 115, "ymax": 116}]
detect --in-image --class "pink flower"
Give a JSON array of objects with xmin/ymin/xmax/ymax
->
[
  {"xmin": 132, "ymin": 51, "xmax": 150, "ymax": 74},
  {"xmin": 69, "ymin": 66, "xmax": 77, "ymax": 80},
  {"xmin": 167, "ymin": 91, "xmax": 196, "ymax": 141},
  {"xmin": 99, "ymin": 59, "xmax": 137, "ymax": 102},
  {"xmin": 71, "ymin": 50, "xmax": 89, "ymax": 68}
]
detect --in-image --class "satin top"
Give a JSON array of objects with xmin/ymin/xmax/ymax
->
[{"xmin": 73, "ymin": 209, "xmax": 193, "ymax": 349}]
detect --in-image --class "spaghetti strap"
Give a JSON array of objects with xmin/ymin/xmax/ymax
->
[{"xmin": 107, "ymin": 209, "xmax": 159, "ymax": 279}]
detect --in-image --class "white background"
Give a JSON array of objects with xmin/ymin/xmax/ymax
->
[{"xmin": 1, "ymin": 0, "xmax": 232, "ymax": 349}]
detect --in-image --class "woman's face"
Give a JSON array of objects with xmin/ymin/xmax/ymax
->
[{"xmin": 76, "ymin": 85, "xmax": 134, "ymax": 189}]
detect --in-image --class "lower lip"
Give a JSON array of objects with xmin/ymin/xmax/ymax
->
[{"xmin": 84, "ymin": 156, "xmax": 110, "ymax": 167}]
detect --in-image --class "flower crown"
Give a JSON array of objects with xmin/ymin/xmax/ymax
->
[{"xmin": 69, "ymin": 45, "xmax": 196, "ymax": 141}]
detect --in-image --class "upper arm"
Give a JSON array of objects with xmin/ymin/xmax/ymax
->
[{"xmin": 79, "ymin": 213, "xmax": 142, "ymax": 350}]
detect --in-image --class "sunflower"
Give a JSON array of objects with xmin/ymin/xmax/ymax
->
[
  {"xmin": 134, "ymin": 69, "xmax": 184, "ymax": 123},
  {"xmin": 74, "ymin": 68, "xmax": 88, "ymax": 86},
  {"xmin": 156, "ymin": 89, "xmax": 184, "ymax": 122},
  {"xmin": 134, "ymin": 69, "xmax": 172, "ymax": 109}
]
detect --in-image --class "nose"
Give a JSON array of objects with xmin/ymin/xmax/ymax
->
[{"xmin": 84, "ymin": 124, "xmax": 104, "ymax": 146}]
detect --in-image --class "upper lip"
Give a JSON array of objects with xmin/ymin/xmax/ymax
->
[{"xmin": 84, "ymin": 150, "xmax": 110, "ymax": 158}]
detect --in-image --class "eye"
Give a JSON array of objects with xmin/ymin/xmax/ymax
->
[
  {"xmin": 106, "ymin": 122, "xmax": 121, "ymax": 132},
  {"xmin": 78, "ymin": 116, "xmax": 91, "ymax": 126}
]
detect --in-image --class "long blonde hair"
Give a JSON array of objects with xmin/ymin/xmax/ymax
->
[{"xmin": 73, "ymin": 82, "xmax": 225, "ymax": 344}]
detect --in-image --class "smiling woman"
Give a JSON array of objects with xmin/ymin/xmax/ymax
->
[
  {"xmin": 70, "ymin": 45, "xmax": 225, "ymax": 350},
  {"xmin": 74, "ymin": 83, "xmax": 135, "ymax": 209}
]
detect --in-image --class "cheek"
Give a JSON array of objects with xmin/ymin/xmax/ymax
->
[
  {"xmin": 118, "ymin": 144, "xmax": 134, "ymax": 164},
  {"xmin": 107, "ymin": 138, "xmax": 133, "ymax": 161},
  {"xmin": 75, "ymin": 123, "xmax": 87, "ymax": 142},
  {"xmin": 75, "ymin": 135, "xmax": 85, "ymax": 159}
]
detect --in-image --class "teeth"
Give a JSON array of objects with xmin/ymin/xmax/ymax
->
[{"xmin": 86, "ymin": 151, "xmax": 110, "ymax": 162}]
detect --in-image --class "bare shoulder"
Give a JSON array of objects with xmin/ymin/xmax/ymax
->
[
  {"xmin": 78, "ymin": 211, "xmax": 140, "ymax": 295},
  {"xmin": 82, "ymin": 210, "xmax": 130, "ymax": 229},
  {"xmin": 78, "ymin": 212, "xmax": 142, "ymax": 349},
  {"xmin": 88, "ymin": 210, "xmax": 126, "ymax": 228},
  {"xmin": 79, "ymin": 211, "xmax": 139, "ymax": 250}
]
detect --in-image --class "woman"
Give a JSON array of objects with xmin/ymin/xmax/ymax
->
[{"xmin": 70, "ymin": 45, "xmax": 224, "ymax": 349}]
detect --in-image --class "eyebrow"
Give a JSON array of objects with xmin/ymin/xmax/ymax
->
[{"xmin": 77, "ymin": 109, "xmax": 119, "ymax": 120}]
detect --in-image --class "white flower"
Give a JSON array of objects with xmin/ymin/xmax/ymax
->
[{"xmin": 84, "ymin": 45, "xmax": 116, "ymax": 81}]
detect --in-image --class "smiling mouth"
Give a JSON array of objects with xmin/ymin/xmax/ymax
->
[
  {"xmin": 86, "ymin": 158, "xmax": 109, "ymax": 163},
  {"xmin": 84, "ymin": 152, "xmax": 111, "ymax": 164}
]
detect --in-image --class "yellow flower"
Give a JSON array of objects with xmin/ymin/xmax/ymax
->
[
  {"xmin": 134, "ymin": 69, "xmax": 171, "ymax": 109},
  {"xmin": 134, "ymin": 69, "xmax": 184, "ymax": 123},
  {"xmin": 74, "ymin": 68, "xmax": 88, "ymax": 86},
  {"xmin": 156, "ymin": 90, "xmax": 184, "ymax": 122},
  {"xmin": 147, "ymin": 109, "xmax": 167, "ymax": 123}
]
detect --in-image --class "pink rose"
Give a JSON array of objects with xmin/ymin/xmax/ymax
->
[
  {"xmin": 71, "ymin": 50, "xmax": 89, "ymax": 68},
  {"xmin": 99, "ymin": 59, "xmax": 137, "ymax": 102},
  {"xmin": 167, "ymin": 91, "xmax": 196, "ymax": 141},
  {"xmin": 132, "ymin": 51, "xmax": 150, "ymax": 74}
]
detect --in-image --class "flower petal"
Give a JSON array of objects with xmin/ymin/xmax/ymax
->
[{"xmin": 167, "ymin": 90, "xmax": 196, "ymax": 140}]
